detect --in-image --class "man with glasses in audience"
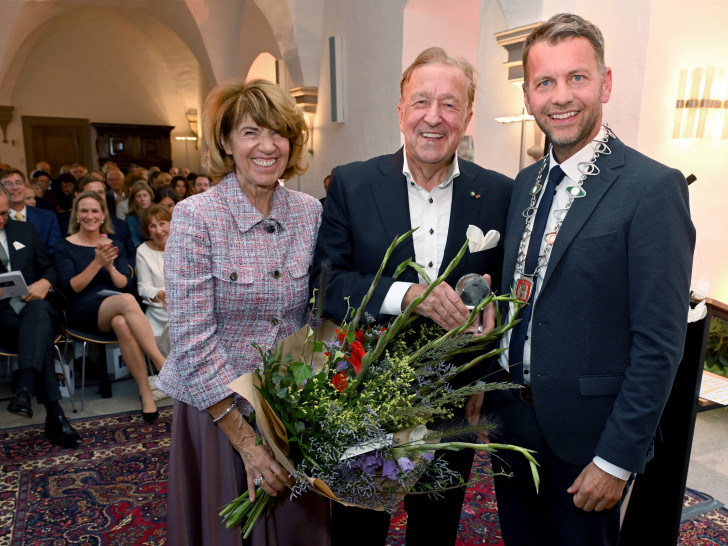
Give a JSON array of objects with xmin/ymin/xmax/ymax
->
[{"xmin": 1, "ymin": 169, "xmax": 61, "ymax": 255}]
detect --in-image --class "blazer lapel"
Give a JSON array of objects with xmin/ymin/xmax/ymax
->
[
  {"xmin": 501, "ymin": 162, "xmax": 541, "ymax": 294},
  {"xmin": 369, "ymin": 149, "xmax": 415, "ymax": 262},
  {"xmin": 541, "ymin": 138, "xmax": 626, "ymax": 290},
  {"xmin": 441, "ymin": 169, "xmax": 481, "ymax": 278}
]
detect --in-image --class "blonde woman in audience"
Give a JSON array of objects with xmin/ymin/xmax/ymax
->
[
  {"xmin": 125, "ymin": 181, "xmax": 154, "ymax": 246},
  {"xmin": 54, "ymin": 190, "xmax": 166, "ymax": 423},
  {"xmin": 136, "ymin": 204, "xmax": 171, "ymax": 359}
]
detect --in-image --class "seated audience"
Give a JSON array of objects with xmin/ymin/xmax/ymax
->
[
  {"xmin": 55, "ymin": 173, "xmax": 77, "ymax": 213},
  {"xmin": 193, "ymin": 173, "xmax": 211, "ymax": 194},
  {"xmin": 136, "ymin": 205, "xmax": 171, "ymax": 357},
  {"xmin": 1, "ymin": 169, "xmax": 62, "ymax": 255},
  {"xmin": 171, "ymin": 176, "xmax": 192, "ymax": 201},
  {"xmin": 31, "ymin": 170, "xmax": 57, "ymax": 206},
  {"xmin": 105, "ymin": 169, "xmax": 125, "ymax": 215},
  {"xmin": 0, "ymin": 185, "xmax": 82, "ymax": 448},
  {"xmin": 153, "ymin": 186, "xmax": 179, "ymax": 213},
  {"xmin": 70, "ymin": 163, "xmax": 88, "ymax": 180},
  {"xmin": 116, "ymin": 173, "xmax": 145, "ymax": 220},
  {"xmin": 125, "ymin": 181, "xmax": 154, "ymax": 247},
  {"xmin": 28, "ymin": 179, "xmax": 57, "ymax": 212},
  {"xmin": 54, "ymin": 191, "xmax": 166, "ymax": 422}
]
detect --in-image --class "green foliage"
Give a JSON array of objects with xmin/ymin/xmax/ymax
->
[{"xmin": 705, "ymin": 317, "xmax": 728, "ymax": 378}]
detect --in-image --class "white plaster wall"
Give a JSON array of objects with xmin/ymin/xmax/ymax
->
[
  {"xmin": 298, "ymin": 0, "xmax": 408, "ymax": 198},
  {"xmin": 1, "ymin": 7, "xmax": 204, "ymax": 172},
  {"xmin": 637, "ymin": 0, "xmax": 728, "ymax": 302}
]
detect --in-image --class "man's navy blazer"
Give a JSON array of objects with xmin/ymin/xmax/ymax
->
[
  {"xmin": 0, "ymin": 219, "xmax": 57, "ymax": 312},
  {"xmin": 499, "ymin": 135, "xmax": 695, "ymax": 473},
  {"xmin": 312, "ymin": 148, "xmax": 512, "ymax": 323},
  {"xmin": 26, "ymin": 206, "xmax": 62, "ymax": 256}
]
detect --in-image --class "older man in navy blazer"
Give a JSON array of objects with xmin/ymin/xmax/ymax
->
[
  {"xmin": 482, "ymin": 14, "xmax": 695, "ymax": 545},
  {"xmin": 0, "ymin": 185, "xmax": 82, "ymax": 448},
  {"xmin": 1, "ymin": 168, "xmax": 61, "ymax": 255},
  {"xmin": 312, "ymin": 47, "xmax": 512, "ymax": 546}
]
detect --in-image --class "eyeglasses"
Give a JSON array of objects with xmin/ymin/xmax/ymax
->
[{"xmin": 2, "ymin": 179, "xmax": 25, "ymax": 188}]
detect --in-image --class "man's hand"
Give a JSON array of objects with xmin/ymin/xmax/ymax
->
[
  {"xmin": 402, "ymin": 282, "xmax": 470, "ymax": 331},
  {"xmin": 567, "ymin": 461, "xmax": 627, "ymax": 512},
  {"xmin": 465, "ymin": 393, "xmax": 490, "ymax": 443},
  {"xmin": 21, "ymin": 278, "xmax": 51, "ymax": 302}
]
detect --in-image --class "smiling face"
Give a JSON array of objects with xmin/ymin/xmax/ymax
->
[
  {"xmin": 223, "ymin": 114, "xmax": 290, "ymax": 195},
  {"xmin": 398, "ymin": 63, "xmax": 472, "ymax": 183},
  {"xmin": 523, "ymin": 37, "xmax": 612, "ymax": 162},
  {"xmin": 1, "ymin": 173, "xmax": 27, "ymax": 208},
  {"xmin": 76, "ymin": 197, "xmax": 105, "ymax": 234},
  {"xmin": 24, "ymin": 187, "xmax": 36, "ymax": 207},
  {"xmin": 134, "ymin": 189, "xmax": 152, "ymax": 210},
  {"xmin": 147, "ymin": 215, "xmax": 170, "ymax": 248}
]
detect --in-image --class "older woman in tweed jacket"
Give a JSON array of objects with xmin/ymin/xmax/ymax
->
[{"xmin": 157, "ymin": 79, "xmax": 329, "ymax": 546}]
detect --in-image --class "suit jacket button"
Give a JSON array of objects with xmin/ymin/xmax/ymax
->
[
  {"xmin": 272, "ymin": 269, "xmax": 281, "ymax": 279},
  {"xmin": 270, "ymin": 317, "xmax": 279, "ymax": 326},
  {"xmin": 230, "ymin": 271, "xmax": 238, "ymax": 281}
]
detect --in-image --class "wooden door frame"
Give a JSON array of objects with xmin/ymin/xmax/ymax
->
[{"xmin": 21, "ymin": 116, "xmax": 92, "ymax": 176}]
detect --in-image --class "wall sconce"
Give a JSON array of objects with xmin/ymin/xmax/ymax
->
[
  {"xmin": 673, "ymin": 67, "xmax": 728, "ymax": 139},
  {"xmin": 290, "ymin": 87, "xmax": 318, "ymax": 155},
  {"xmin": 495, "ymin": 110, "xmax": 542, "ymax": 169},
  {"xmin": 175, "ymin": 136, "xmax": 198, "ymax": 169}
]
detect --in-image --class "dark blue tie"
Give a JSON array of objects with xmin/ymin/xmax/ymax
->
[{"xmin": 508, "ymin": 165, "xmax": 565, "ymax": 383}]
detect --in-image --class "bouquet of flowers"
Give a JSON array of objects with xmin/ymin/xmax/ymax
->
[{"xmin": 221, "ymin": 230, "xmax": 539, "ymax": 538}]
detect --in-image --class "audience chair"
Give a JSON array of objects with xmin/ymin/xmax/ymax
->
[
  {"xmin": 63, "ymin": 327, "xmax": 117, "ymax": 412},
  {"xmin": 0, "ymin": 336, "xmax": 77, "ymax": 412}
]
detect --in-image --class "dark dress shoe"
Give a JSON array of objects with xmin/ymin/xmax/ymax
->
[
  {"xmin": 45, "ymin": 414, "xmax": 83, "ymax": 448},
  {"xmin": 7, "ymin": 387, "xmax": 33, "ymax": 418}
]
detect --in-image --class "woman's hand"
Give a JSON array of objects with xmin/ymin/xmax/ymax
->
[
  {"xmin": 208, "ymin": 398, "xmax": 293, "ymax": 501},
  {"xmin": 94, "ymin": 241, "xmax": 118, "ymax": 269},
  {"xmin": 155, "ymin": 289, "xmax": 167, "ymax": 307}
]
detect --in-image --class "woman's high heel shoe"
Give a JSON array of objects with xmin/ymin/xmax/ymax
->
[{"xmin": 140, "ymin": 397, "xmax": 160, "ymax": 424}]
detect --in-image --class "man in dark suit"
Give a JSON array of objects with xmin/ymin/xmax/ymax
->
[
  {"xmin": 485, "ymin": 14, "xmax": 695, "ymax": 545},
  {"xmin": 1, "ymin": 169, "xmax": 62, "ymax": 255},
  {"xmin": 0, "ymin": 185, "xmax": 82, "ymax": 448},
  {"xmin": 311, "ymin": 47, "xmax": 512, "ymax": 546}
]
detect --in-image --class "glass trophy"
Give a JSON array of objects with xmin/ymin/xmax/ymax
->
[{"xmin": 455, "ymin": 273, "xmax": 491, "ymax": 333}]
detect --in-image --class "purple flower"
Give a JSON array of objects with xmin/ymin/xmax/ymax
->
[
  {"xmin": 336, "ymin": 361, "xmax": 348, "ymax": 372},
  {"xmin": 422, "ymin": 451, "xmax": 434, "ymax": 462},
  {"xmin": 397, "ymin": 456, "xmax": 416, "ymax": 472},
  {"xmin": 381, "ymin": 459, "xmax": 398, "ymax": 480}
]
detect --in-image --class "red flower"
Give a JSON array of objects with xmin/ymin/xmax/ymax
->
[
  {"xmin": 346, "ymin": 340, "xmax": 366, "ymax": 374},
  {"xmin": 335, "ymin": 328, "xmax": 346, "ymax": 343},
  {"xmin": 332, "ymin": 372, "xmax": 348, "ymax": 392},
  {"xmin": 355, "ymin": 330, "xmax": 365, "ymax": 343}
]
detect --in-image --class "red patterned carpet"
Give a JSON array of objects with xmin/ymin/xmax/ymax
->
[{"xmin": 1, "ymin": 407, "xmax": 727, "ymax": 545}]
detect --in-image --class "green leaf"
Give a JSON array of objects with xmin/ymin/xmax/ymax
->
[
  {"xmin": 290, "ymin": 361, "xmax": 314, "ymax": 385},
  {"xmin": 276, "ymin": 386, "xmax": 288, "ymax": 398}
]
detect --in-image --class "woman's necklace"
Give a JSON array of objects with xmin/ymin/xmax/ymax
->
[{"xmin": 514, "ymin": 124, "xmax": 615, "ymax": 300}]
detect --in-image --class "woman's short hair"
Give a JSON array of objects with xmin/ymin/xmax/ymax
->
[
  {"xmin": 68, "ymin": 190, "xmax": 115, "ymax": 235},
  {"xmin": 141, "ymin": 204, "xmax": 172, "ymax": 239},
  {"xmin": 202, "ymin": 79, "xmax": 309, "ymax": 182},
  {"xmin": 127, "ymin": 181, "xmax": 155, "ymax": 217}
]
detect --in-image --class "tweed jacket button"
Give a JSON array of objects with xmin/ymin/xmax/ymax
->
[
  {"xmin": 270, "ymin": 317, "xmax": 279, "ymax": 326},
  {"xmin": 230, "ymin": 271, "xmax": 238, "ymax": 281},
  {"xmin": 272, "ymin": 269, "xmax": 281, "ymax": 279}
]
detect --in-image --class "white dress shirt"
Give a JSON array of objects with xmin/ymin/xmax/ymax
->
[{"xmin": 379, "ymin": 148, "xmax": 460, "ymax": 315}]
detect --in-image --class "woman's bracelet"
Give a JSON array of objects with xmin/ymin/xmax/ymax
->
[{"xmin": 212, "ymin": 403, "xmax": 236, "ymax": 423}]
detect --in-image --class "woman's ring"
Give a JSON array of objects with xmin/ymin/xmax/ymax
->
[{"xmin": 253, "ymin": 476, "xmax": 264, "ymax": 487}]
